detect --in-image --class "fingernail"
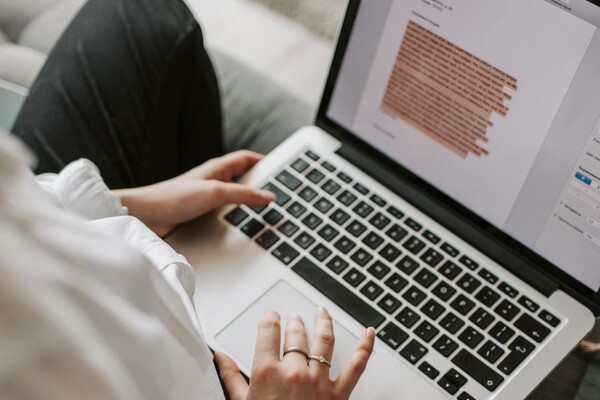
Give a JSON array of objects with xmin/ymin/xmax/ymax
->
[
  {"xmin": 365, "ymin": 327, "xmax": 375, "ymax": 339},
  {"xmin": 318, "ymin": 306, "xmax": 329, "ymax": 315},
  {"xmin": 260, "ymin": 190, "xmax": 277, "ymax": 201}
]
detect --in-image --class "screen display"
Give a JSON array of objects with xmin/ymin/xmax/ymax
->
[{"xmin": 327, "ymin": 0, "xmax": 600, "ymax": 290}]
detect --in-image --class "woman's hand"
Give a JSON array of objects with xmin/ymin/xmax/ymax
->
[
  {"xmin": 115, "ymin": 150, "xmax": 275, "ymax": 237},
  {"xmin": 215, "ymin": 308, "xmax": 376, "ymax": 400}
]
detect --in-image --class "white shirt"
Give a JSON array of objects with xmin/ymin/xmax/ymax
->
[{"xmin": 0, "ymin": 133, "xmax": 225, "ymax": 400}]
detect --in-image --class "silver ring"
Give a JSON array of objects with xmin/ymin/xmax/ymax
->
[
  {"xmin": 308, "ymin": 355, "xmax": 332, "ymax": 368},
  {"xmin": 283, "ymin": 346, "xmax": 309, "ymax": 360}
]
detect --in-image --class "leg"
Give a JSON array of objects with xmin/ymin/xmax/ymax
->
[{"xmin": 12, "ymin": 0, "xmax": 223, "ymax": 189}]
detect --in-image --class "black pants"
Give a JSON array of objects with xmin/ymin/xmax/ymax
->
[{"xmin": 12, "ymin": 0, "xmax": 223, "ymax": 189}]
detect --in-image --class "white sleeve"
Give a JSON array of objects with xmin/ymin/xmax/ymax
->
[{"xmin": 35, "ymin": 159, "xmax": 128, "ymax": 220}]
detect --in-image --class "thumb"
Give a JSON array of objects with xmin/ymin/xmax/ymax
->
[
  {"xmin": 213, "ymin": 181, "xmax": 276, "ymax": 208},
  {"xmin": 214, "ymin": 352, "xmax": 249, "ymax": 400}
]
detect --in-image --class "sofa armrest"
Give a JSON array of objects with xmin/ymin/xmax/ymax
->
[{"xmin": 0, "ymin": 79, "xmax": 27, "ymax": 132}]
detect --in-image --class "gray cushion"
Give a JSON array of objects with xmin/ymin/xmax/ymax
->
[
  {"xmin": 210, "ymin": 49, "xmax": 313, "ymax": 154},
  {"xmin": 0, "ymin": 43, "xmax": 45, "ymax": 88},
  {"xmin": 0, "ymin": 0, "xmax": 65, "ymax": 41}
]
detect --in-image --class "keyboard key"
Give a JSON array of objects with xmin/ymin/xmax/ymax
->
[
  {"xmin": 278, "ymin": 220, "xmax": 299, "ymax": 237},
  {"xmin": 403, "ymin": 286, "xmax": 427, "ymax": 306},
  {"xmin": 415, "ymin": 321, "xmax": 440, "ymax": 342},
  {"xmin": 263, "ymin": 209, "xmax": 283, "ymax": 225},
  {"xmin": 397, "ymin": 255, "xmax": 420, "ymax": 275},
  {"xmin": 405, "ymin": 218, "xmax": 423, "ymax": 232},
  {"xmin": 478, "ymin": 268, "xmax": 499, "ymax": 284},
  {"xmin": 241, "ymin": 219, "xmax": 265, "ymax": 237},
  {"xmin": 458, "ymin": 255, "xmax": 479, "ymax": 270},
  {"xmin": 354, "ymin": 183, "xmax": 369, "ymax": 195},
  {"xmin": 310, "ymin": 244, "xmax": 333, "ymax": 262},
  {"xmin": 451, "ymin": 294, "xmax": 475, "ymax": 315},
  {"xmin": 440, "ymin": 242, "xmax": 460, "ymax": 257},
  {"xmin": 433, "ymin": 334, "xmax": 459, "ymax": 357},
  {"xmin": 385, "ymin": 273, "xmax": 408, "ymax": 293},
  {"xmin": 377, "ymin": 322, "xmax": 409, "ymax": 350},
  {"xmin": 378, "ymin": 294, "xmax": 402, "ymax": 314},
  {"xmin": 422, "ymin": 230, "xmax": 441, "ymax": 244},
  {"xmin": 470, "ymin": 308, "xmax": 495, "ymax": 330},
  {"xmin": 291, "ymin": 158, "xmax": 309, "ymax": 173},
  {"xmin": 337, "ymin": 190, "xmax": 357, "ymax": 206},
  {"xmin": 334, "ymin": 236, "xmax": 356, "ymax": 254},
  {"xmin": 326, "ymin": 256, "xmax": 349, "ymax": 274},
  {"xmin": 276, "ymin": 170, "xmax": 302, "ymax": 191},
  {"xmin": 256, "ymin": 230, "xmax": 280, "ymax": 249},
  {"xmin": 438, "ymin": 377, "xmax": 459, "ymax": 395},
  {"xmin": 307, "ymin": 168, "xmax": 325, "ymax": 184},
  {"xmin": 369, "ymin": 212, "xmax": 391, "ymax": 229},
  {"xmin": 498, "ymin": 282, "xmax": 519, "ymax": 298},
  {"xmin": 457, "ymin": 273, "xmax": 481, "ymax": 294},
  {"xmin": 318, "ymin": 224, "xmax": 339, "ymax": 242},
  {"xmin": 419, "ymin": 361, "xmax": 440, "ymax": 380},
  {"xmin": 298, "ymin": 186, "xmax": 318, "ymax": 202},
  {"xmin": 439, "ymin": 260, "xmax": 462, "ymax": 281},
  {"xmin": 322, "ymin": 179, "xmax": 341, "ymax": 195},
  {"xmin": 539, "ymin": 310, "xmax": 561, "ymax": 327},
  {"xmin": 321, "ymin": 161, "xmax": 336, "ymax": 172},
  {"xmin": 489, "ymin": 322, "xmax": 515, "ymax": 344},
  {"xmin": 225, "ymin": 207, "xmax": 249, "ymax": 226},
  {"xmin": 515, "ymin": 313, "xmax": 550, "ymax": 343},
  {"xmin": 495, "ymin": 300, "xmax": 520, "ymax": 322},
  {"xmin": 444, "ymin": 368, "xmax": 468, "ymax": 388},
  {"xmin": 396, "ymin": 307, "xmax": 421, "ymax": 328},
  {"xmin": 368, "ymin": 260, "xmax": 391, "ymax": 279},
  {"xmin": 403, "ymin": 236, "xmax": 426, "ymax": 255},
  {"xmin": 420, "ymin": 248, "xmax": 444, "ymax": 267},
  {"xmin": 294, "ymin": 232, "xmax": 315, "ymax": 249},
  {"xmin": 315, "ymin": 197, "xmax": 334, "ymax": 214},
  {"xmin": 292, "ymin": 258, "xmax": 386, "ymax": 328},
  {"xmin": 498, "ymin": 336, "xmax": 535, "ymax": 375},
  {"xmin": 263, "ymin": 182, "xmax": 291, "ymax": 206},
  {"xmin": 362, "ymin": 231, "xmax": 385, "ymax": 250},
  {"xmin": 344, "ymin": 268, "xmax": 367, "ymax": 287},
  {"xmin": 452, "ymin": 349, "xmax": 504, "ymax": 392},
  {"xmin": 337, "ymin": 171, "xmax": 353, "ymax": 184},
  {"xmin": 360, "ymin": 281, "xmax": 384, "ymax": 300},
  {"xmin": 330, "ymin": 209, "xmax": 351, "ymax": 225},
  {"xmin": 440, "ymin": 312, "xmax": 465, "ymax": 334},
  {"xmin": 379, "ymin": 244, "xmax": 402, "ymax": 262},
  {"xmin": 272, "ymin": 243, "xmax": 300, "ymax": 265},
  {"xmin": 387, "ymin": 205, "xmax": 405, "ymax": 220},
  {"xmin": 518, "ymin": 296, "xmax": 540, "ymax": 313},
  {"xmin": 458, "ymin": 393, "xmax": 476, "ymax": 400},
  {"xmin": 478, "ymin": 340, "xmax": 505, "ymax": 364},
  {"xmin": 346, "ymin": 220, "xmax": 367, "ymax": 237},
  {"xmin": 286, "ymin": 202, "xmax": 307, "ymax": 218},
  {"xmin": 432, "ymin": 281, "xmax": 457, "ymax": 301},
  {"xmin": 400, "ymin": 339, "xmax": 428, "ymax": 364},
  {"xmin": 458, "ymin": 327, "xmax": 484, "ymax": 348},
  {"xmin": 414, "ymin": 268, "xmax": 439, "ymax": 288},
  {"xmin": 305, "ymin": 150, "xmax": 320, "ymax": 161},
  {"xmin": 302, "ymin": 213, "xmax": 323, "ymax": 230},
  {"xmin": 421, "ymin": 298, "xmax": 446, "ymax": 320},
  {"xmin": 386, "ymin": 224, "xmax": 409, "ymax": 242},
  {"xmin": 475, "ymin": 286, "xmax": 501, "ymax": 308},
  {"xmin": 370, "ymin": 194, "xmax": 387, "ymax": 207},
  {"xmin": 350, "ymin": 248, "xmax": 373, "ymax": 267},
  {"xmin": 353, "ymin": 201, "xmax": 374, "ymax": 218}
]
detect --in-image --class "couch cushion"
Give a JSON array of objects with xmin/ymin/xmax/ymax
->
[
  {"xmin": 0, "ymin": 0, "xmax": 65, "ymax": 41},
  {"xmin": 0, "ymin": 27, "xmax": 8, "ymax": 44},
  {"xmin": 0, "ymin": 43, "xmax": 46, "ymax": 88},
  {"xmin": 17, "ymin": 0, "xmax": 84, "ymax": 54}
]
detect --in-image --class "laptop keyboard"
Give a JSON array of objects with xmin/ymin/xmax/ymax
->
[{"xmin": 224, "ymin": 150, "xmax": 562, "ymax": 399}]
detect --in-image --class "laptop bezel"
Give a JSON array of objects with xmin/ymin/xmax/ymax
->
[{"xmin": 315, "ymin": 0, "xmax": 600, "ymax": 314}]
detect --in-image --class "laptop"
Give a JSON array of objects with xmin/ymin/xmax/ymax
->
[{"xmin": 168, "ymin": 0, "xmax": 600, "ymax": 398}]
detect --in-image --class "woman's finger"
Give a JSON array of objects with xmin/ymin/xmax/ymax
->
[
  {"xmin": 282, "ymin": 315, "xmax": 310, "ymax": 368},
  {"xmin": 308, "ymin": 307, "xmax": 335, "ymax": 377},
  {"xmin": 214, "ymin": 352, "xmax": 250, "ymax": 400},
  {"xmin": 334, "ymin": 327, "xmax": 375, "ymax": 397},
  {"xmin": 211, "ymin": 181, "xmax": 276, "ymax": 208},
  {"xmin": 201, "ymin": 150, "xmax": 263, "ymax": 181},
  {"xmin": 253, "ymin": 311, "xmax": 282, "ymax": 364}
]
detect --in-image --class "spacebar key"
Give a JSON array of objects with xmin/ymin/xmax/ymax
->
[{"xmin": 292, "ymin": 257, "xmax": 385, "ymax": 328}]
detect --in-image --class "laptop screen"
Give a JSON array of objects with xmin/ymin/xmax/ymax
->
[{"xmin": 326, "ymin": 0, "xmax": 600, "ymax": 292}]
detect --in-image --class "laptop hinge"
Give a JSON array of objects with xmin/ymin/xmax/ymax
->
[{"xmin": 336, "ymin": 142, "xmax": 559, "ymax": 297}]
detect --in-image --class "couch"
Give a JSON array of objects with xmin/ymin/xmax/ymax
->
[{"xmin": 0, "ymin": 0, "xmax": 598, "ymax": 399}]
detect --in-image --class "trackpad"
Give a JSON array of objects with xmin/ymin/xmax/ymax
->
[{"xmin": 216, "ymin": 280, "xmax": 360, "ymax": 378}]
